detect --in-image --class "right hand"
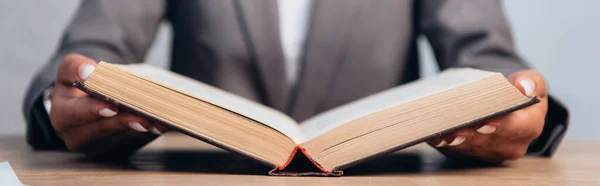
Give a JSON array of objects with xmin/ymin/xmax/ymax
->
[{"xmin": 49, "ymin": 54, "xmax": 168, "ymax": 157}]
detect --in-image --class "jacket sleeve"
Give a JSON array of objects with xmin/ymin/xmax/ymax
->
[
  {"xmin": 417, "ymin": 0, "xmax": 569, "ymax": 157},
  {"xmin": 22, "ymin": 0, "xmax": 166, "ymax": 150}
]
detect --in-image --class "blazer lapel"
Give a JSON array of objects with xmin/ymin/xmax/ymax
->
[
  {"xmin": 288, "ymin": 0, "xmax": 365, "ymax": 120},
  {"xmin": 235, "ymin": 0, "xmax": 288, "ymax": 111}
]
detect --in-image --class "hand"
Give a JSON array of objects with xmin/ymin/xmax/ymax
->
[
  {"xmin": 427, "ymin": 70, "xmax": 548, "ymax": 163},
  {"xmin": 49, "ymin": 54, "xmax": 168, "ymax": 157}
]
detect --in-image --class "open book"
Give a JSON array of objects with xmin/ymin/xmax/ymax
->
[{"xmin": 74, "ymin": 62, "xmax": 539, "ymax": 176}]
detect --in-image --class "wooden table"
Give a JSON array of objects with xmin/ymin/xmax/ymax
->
[{"xmin": 1, "ymin": 133, "xmax": 598, "ymax": 186}]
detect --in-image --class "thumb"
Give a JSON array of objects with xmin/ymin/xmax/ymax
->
[
  {"xmin": 518, "ymin": 78, "xmax": 535, "ymax": 97},
  {"xmin": 57, "ymin": 54, "xmax": 97, "ymax": 86},
  {"xmin": 508, "ymin": 70, "xmax": 548, "ymax": 98}
]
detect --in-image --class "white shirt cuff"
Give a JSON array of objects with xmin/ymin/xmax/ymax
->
[{"xmin": 43, "ymin": 87, "xmax": 52, "ymax": 114}]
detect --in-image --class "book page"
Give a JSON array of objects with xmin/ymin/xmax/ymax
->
[
  {"xmin": 114, "ymin": 64, "xmax": 306, "ymax": 143},
  {"xmin": 299, "ymin": 68, "xmax": 499, "ymax": 141}
]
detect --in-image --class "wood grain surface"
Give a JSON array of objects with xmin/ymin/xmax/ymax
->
[{"xmin": 1, "ymin": 133, "xmax": 598, "ymax": 186}]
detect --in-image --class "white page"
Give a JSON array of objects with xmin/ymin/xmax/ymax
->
[
  {"xmin": 114, "ymin": 64, "xmax": 306, "ymax": 143},
  {"xmin": 0, "ymin": 162, "xmax": 23, "ymax": 186},
  {"xmin": 299, "ymin": 68, "xmax": 498, "ymax": 141}
]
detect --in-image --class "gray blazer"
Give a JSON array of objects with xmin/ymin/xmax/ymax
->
[{"xmin": 23, "ymin": 0, "xmax": 568, "ymax": 156}]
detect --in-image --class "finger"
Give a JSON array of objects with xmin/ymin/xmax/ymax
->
[
  {"xmin": 469, "ymin": 123, "xmax": 503, "ymax": 151},
  {"xmin": 429, "ymin": 125, "xmax": 481, "ymax": 148},
  {"xmin": 432, "ymin": 129, "xmax": 522, "ymax": 163},
  {"xmin": 489, "ymin": 141, "xmax": 531, "ymax": 160},
  {"xmin": 428, "ymin": 136, "xmax": 448, "ymax": 147},
  {"xmin": 61, "ymin": 112, "xmax": 152, "ymax": 152},
  {"xmin": 437, "ymin": 115, "xmax": 537, "ymax": 162},
  {"xmin": 442, "ymin": 119, "xmax": 498, "ymax": 149},
  {"xmin": 148, "ymin": 122, "xmax": 169, "ymax": 135},
  {"xmin": 57, "ymin": 54, "xmax": 97, "ymax": 84},
  {"xmin": 50, "ymin": 95, "xmax": 118, "ymax": 131},
  {"xmin": 508, "ymin": 70, "xmax": 548, "ymax": 98},
  {"xmin": 443, "ymin": 128, "xmax": 475, "ymax": 148},
  {"xmin": 468, "ymin": 131, "xmax": 495, "ymax": 150},
  {"xmin": 472, "ymin": 103, "xmax": 544, "ymax": 146},
  {"xmin": 475, "ymin": 134, "xmax": 530, "ymax": 161},
  {"xmin": 437, "ymin": 145, "xmax": 509, "ymax": 164},
  {"xmin": 54, "ymin": 54, "xmax": 97, "ymax": 98},
  {"xmin": 495, "ymin": 109, "xmax": 545, "ymax": 142},
  {"xmin": 475, "ymin": 118, "xmax": 501, "ymax": 135}
]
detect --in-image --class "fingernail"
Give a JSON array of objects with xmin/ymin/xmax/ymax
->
[
  {"xmin": 128, "ymin": 122, "xmax": 148, "ymax": 132},
  {"xmin": 149, "ymin": 127, "xmax": 162, "ymax": 135},
  {"xmin": 435, "ymin": 140, "xmax": 447, "ymax": 147},
  {"xmin": 477, "ymin": 125, "xmax": 497, "ymax": 134},
  {"xmin": 449, "ymin": 136, "xmax": 466, "ymax": 146},
  {"xmin": 99, "ymin": 108, "xmax": 117, "ymax": 117},
  {"xmin": 519, "ymin": 79, "xmax": 535, "ymax": 96},
  {"xmin": 78, "ymin": 64, "xmax": 95, "ymax": 80}
]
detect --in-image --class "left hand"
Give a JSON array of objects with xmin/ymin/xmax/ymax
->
[{"xmin": 427, "ymin": 70, "xmax": 548, "ymax": 163}]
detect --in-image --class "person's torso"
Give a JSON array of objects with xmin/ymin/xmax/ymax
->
[{"xmin": 165, "ymin": 0, "xmax": 420, "ymax": 121}]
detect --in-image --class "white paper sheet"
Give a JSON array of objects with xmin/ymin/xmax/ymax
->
[{"xmin": 0, "ymin": 162, "xmax": 23, "ymax": 186}]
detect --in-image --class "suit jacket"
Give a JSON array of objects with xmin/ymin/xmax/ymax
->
[{"xmin": 23, "ymin": 0, "xmax": 568, "ymax": 156}]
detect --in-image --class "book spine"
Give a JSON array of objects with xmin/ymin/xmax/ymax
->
[
  {"xmin": 268, "ymin": 146, "xmax": 344, "ymax": 176},
  {"xmin": 298, "ymin": 146, "xmax": 332, "ymax": 173}
]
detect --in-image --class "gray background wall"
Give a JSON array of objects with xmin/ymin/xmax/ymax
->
[{"xmin": 0, "ymin": 0, "xmax": 597, "ymax": 138}]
